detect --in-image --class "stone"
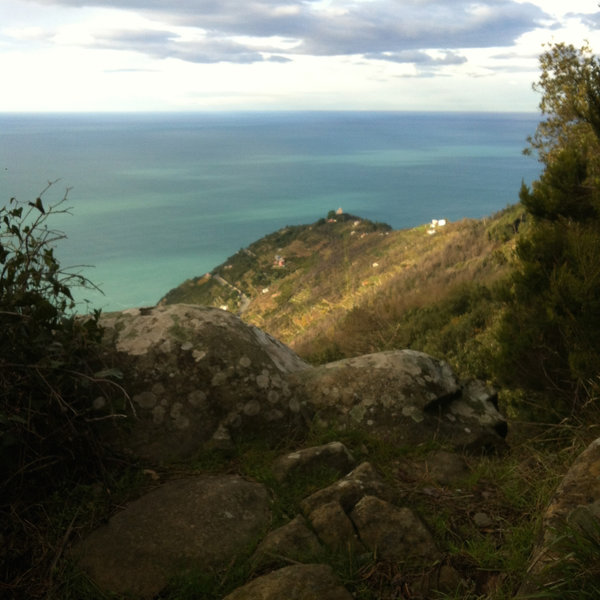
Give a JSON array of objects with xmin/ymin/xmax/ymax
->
[
  {"xmin": 272, "ymin": 441, "xmax": 356, "ymax": 482},
  {"xmin": 287, "ymin": 350, "xmax": 507, "ymax": 452},
  {"xmin": 252, "ymin": 515, "xmax": 323, "ymax": 567},
  {"xmin": 473, "ymin": 512, "xmax": 493, "ymax": 529},
  {"xmin": 99, "ymin": 308, "xmax": 506, "ymax": 461},
  {"xmin": 308, "ymin": 501, "xmax": 364, "ymax": 553},
  {"xmin": 300, "ymin": 462, "xmax": 388, "ymax": 515},
  {"xmin": 99, "ymin": 304, "xmax": 310, "ymax": 461},
  {"xmin": 223, "ymin": 564, "xmax": 354, "ymax": 600},
  {"xmin": 349, "ymin": 495, "xmax": 440, "ymax": 562},
  {"xmin": 72, "ymin": 475, "xmax": 271, "ymax": 599}
]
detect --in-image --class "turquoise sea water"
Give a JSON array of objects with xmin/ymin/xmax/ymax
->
[{"xmin": 0, "ymin": 111, "xmax": 541, "ymax": 311}]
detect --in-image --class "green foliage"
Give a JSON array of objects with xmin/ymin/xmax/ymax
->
[
  {"xmin": 526, "ymin": 42, "xmax": 600, "ymax": 172},
  {"xmin": 0, "ymin": 188, "xmax": 127, "ymax": 598},
  {"xmin": 493, "ymin": 44, "xmax": 600, "ymax": 409},
  {"xmin": 519, "ymin": 148, "xmax": 599, "ymax": 222},
  {"xmin": 532, "ymin": 517, "xmax": 600, "ymax": 599}
]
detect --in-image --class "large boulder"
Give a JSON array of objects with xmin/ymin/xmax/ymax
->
[
  {"xmin": 288, "ymin": 350, "xmax": 507, "ymax": 451},
  {"xmin": 99, "ymin": 304, "xmax": 310, "ymax": 460},
  {"xmin": 72, "ymin": 475, "xmax": 271, "ymax": 599},
  {"xmin": 97, "ymin": 307, "xmax": 506, "ymax": 462}
]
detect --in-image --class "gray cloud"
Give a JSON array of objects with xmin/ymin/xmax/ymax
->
[
  {"xmin": 29, "ymin": 0, "xmax": 553, "ymax": 67},
  {"xmin": 93, "ymin": 28, "xmax": 266, "ymax": 63},
  {"xmin": 578, "ymin": 11, "xmax": 600, "ymax": 29},
  {"xmin": 365, "ymin": 49, "xmax": 467, "ymax": 66}
]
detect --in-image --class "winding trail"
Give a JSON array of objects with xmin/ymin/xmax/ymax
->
[{"xmin": 213, "ymin": 274, "xmax": 251, "ymax": 314}]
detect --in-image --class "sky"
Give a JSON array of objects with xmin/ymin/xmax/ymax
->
[{"xmin": 1, "ymin": 0, "xmax": 600, "ymax": 112}]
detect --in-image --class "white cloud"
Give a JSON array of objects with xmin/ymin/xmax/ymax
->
[{"xmin": 0, "ymin": 0, "xmax": 599, "ymax": 111}]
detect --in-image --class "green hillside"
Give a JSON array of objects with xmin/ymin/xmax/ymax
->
[{"xmin": 161, "ymin": 205, "xmax": 526, "ymax": 379}]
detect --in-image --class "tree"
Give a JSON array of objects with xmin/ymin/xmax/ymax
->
[
  {"xmin": 525, "ymin": 43, "xmax": 600, "ymax": 171},
  {"xmin": 495, "ymin": 44, "xmax": 600, "ymax": 410}
]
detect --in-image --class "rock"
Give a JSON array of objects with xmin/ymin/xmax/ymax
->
[
  {"xmin": 99, "ymin": 308, "xmax": 506, "ymax": 461},
  {"xmin": 272, "ymin": 441, "xmax": 356, "ymax": 482},
  {"xmin": 473, "ymin": 512, "xmax": 493, "ymax": 529},
  {"xmin": 307, "ymin": 501, "xmax": 364, "ymax": 553},
  {"xmin": 300, "ymin": 462, "xmax": 388, "ymax": 515},
  {"xmin": 99, "ymin": 304, "xmax": 310, "ymax": 460},
  {"xmin": 288, "ymin": 350, "xmax": 507, "ymax": 452},
  {"xmin": 520, "ymin": 437, "xmax": 600, "ymax": 595},
  {"xmin": 349, "ymin": 495, "xmax": 440, "ymax": 562},
  {"xmin": 252, "ymin": 515, "xmax": 323, "ymax": 567},
  {"xmin": 223, "ymin": 564, "xmax": 354, "ymax": 600},
  {"xmin": 72, "ymin": 475, "xmax": 271, "ymax": 599}
]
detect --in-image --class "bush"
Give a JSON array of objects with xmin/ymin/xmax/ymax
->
[
  {"xmin": 0, "ymin": 188, "xmax": 131, "ymax": 598},
  {"xmin": 0, "ymin": 188, "xmax": 128, "ymax": 595}
]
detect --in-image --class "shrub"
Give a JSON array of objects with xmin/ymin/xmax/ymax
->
[{"xmin": 0, "ymin": 187, "xmax": 127, "ymax": 595}]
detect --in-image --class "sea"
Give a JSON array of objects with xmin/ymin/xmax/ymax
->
[{"xmin": 0, "ymin": 111, "xmax": 542, "ymax": 312}]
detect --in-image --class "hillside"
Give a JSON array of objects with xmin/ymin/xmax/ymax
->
[{"xmin": 161, "ymin": 205, "xmax": 526, "ymax": 375}]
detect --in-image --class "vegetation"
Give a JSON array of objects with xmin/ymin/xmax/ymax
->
[
  {"xmin": 494, "ymin": 43, "xmax": 600, "ymax": 411},
  {"xmin": 162, "ymin": 206, "xmax": 522, "ymax": 377},
  {"xmin": 0, "ymin": 186, "xmax": 128, "ymax": 598}
]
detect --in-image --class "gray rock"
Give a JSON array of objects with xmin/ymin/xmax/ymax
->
[
  {"xmin": 72, "ymin": 475, "xmax": 271, "ymax": 599},
  {"xmin": 252, "ymin": 515, "xmax": 323, "ymax": 567},
  {"xmin": 223, "ymin": 564, "xmax": 354, "ymax": 600},
  {"xmin": 288, "ymin": 350, "xmax": 507, "ymax": 451},
  {"xmin": 300, "ymin": 462, "xmax": 388, "ymax": 515},
  {"xmin": 307, "ymin": 501, "xmax": 364, "ymax": 553},
  {"xmin": 99, "ymin": 308, "xmax": 506, "ymax": 461},
  {"xmin": 349, "ymin": 495, "xmax": 440, "ymax": 562},
  {"xmin": 272, "ymin": 441, "xmax": 356, "ymax": 482},
  {"xmin": 99, "ymin": 304, "xmax": 310, "ymax": 460}
]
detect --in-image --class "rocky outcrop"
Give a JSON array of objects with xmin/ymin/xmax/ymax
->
[
  {"xmin": 99, "ymin": 304, "xmax": 310, "ymax": 461},
  {"xmin": 99, "ymin": 306, "xmax": 506, "ymax": 463},
  {"xmin": 72, "ymin": 447, "xmax": 455, "ymax": 599},
  {"xmin": 75, "ymin": 305, "xmax": 512, "ymax": 597},
  {"xmin": 72, "ymin": 475, "xmax": 271, "ymax": 599},
  {"xmin": 288, "ymin": 350, "xmax": 507, "ymax": 452}
]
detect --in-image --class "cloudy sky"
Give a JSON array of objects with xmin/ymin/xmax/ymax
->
[{"xmin": 1, "ymin": 0, "xmax": 599, "ymax": 112}]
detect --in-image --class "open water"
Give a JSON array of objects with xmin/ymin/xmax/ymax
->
[{"xmin": 0, "ymin": 111, "xmax": 541, "ymax": 311}]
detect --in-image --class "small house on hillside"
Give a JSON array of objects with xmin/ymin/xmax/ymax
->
[{"xmin": 427, "ymin": 218, "xmax": 448, "ymax": 235}]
